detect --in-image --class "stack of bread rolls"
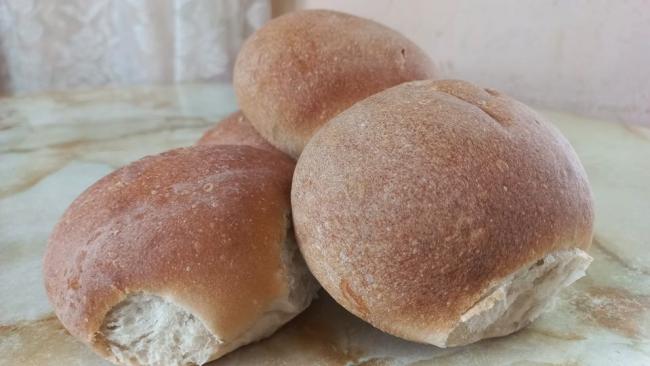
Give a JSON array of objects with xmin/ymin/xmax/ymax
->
[{"xmin": 43, "ymin": 9, "xmax": 594, "ymax": 366}]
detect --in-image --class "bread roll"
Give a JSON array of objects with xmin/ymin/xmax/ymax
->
[
  {"xmin": 43, "ymin": 145, "xmax": 319, "ymax": 365},
  {"xmin": 291, "ymin": 79, "xmax": 594, "ymax": 347},
  {"xmin": 197, "ymin": 111, "xmax": 279, "ymax": 153},
  {"xmin": 234, "ymin": 9, "xmax": 437, "ymax": 158}
]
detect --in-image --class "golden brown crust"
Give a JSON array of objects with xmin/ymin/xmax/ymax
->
[
  {"xmin": 43, "ymin": 145, "xmax": 296, "ymax": 355},
  {"xmin": 234, "ymin": 9, "xmax": 437, "ymax": 158},
  {"xmin": 197, "ymin": 111, "xmax": 281, "ymax": 154},
  {"xmin": 291, "ymin": 79, "xmax": 594, "ymax": 342}
]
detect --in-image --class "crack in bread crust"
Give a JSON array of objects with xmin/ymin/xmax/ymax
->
[{"xmin": 438, "ymin": 248, "xmax": 592, "ymax": 347}]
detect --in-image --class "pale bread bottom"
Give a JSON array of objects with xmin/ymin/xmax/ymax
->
[
  {"xmin": 99, "ymin": 233, "xmax": 319, "ymax": 366},
  {"xmin": 428, "ymin": 248, "xmax": 592, "ymax": 347}
]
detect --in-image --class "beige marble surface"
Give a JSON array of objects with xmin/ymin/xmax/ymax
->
[{"xmin": 0, "ymin": 84, "xmax": 649, "ymax": 366}]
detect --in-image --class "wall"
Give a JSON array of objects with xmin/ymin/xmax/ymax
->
[{"xmin": 277, "ymin": 0, "xmax": 650, "ymax": 125}]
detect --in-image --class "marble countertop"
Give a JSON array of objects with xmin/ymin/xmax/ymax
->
[{"xmin": 1, "ymin": 83, "xmax": 648, "ymax": 366}]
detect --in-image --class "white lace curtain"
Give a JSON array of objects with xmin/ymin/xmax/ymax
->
[{"xmin": 0, "ymin": 0, "xmax": 270, "ymax": 95}]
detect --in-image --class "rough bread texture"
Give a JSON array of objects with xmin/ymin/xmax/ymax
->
[
  {"xmin": 102, "ymin": 294, "xmax": 216, "ymax": 366},
  {"xmin": 197, "ymin": 111, "xmax": 281, "ymax": 154},
  {"xmin": 101, "ymin": 231, "xmax": 318, "ymax": 365},
  {"xmin": 234, "ymin": 9, "xmax": 437, "ymax": 158},
  {"xmin": 441, "ymin": 248, "xmax": 592, "ymax": 346},
  {"xmin": 43, "ymin": 145, "xmax": 319, "ymax": 365},
  {"xmin": 292, "ymin": 79, "xmax": 594, "ymax": 346}
]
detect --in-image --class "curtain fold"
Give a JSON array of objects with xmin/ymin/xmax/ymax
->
[{"xmin": 0, "ymin": 0, "xmax": 269, "ymax": 94}]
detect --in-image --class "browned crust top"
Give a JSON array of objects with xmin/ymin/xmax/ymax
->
[
  {"xmin": 291, "ymin": 79, "xmax": 594, "ymax": 341},
  {"xmin": 44, "ymin": 145, "xmax": 295, "ymax": 353},
  {"xmin": 234, "ymin": 9, "xmax": 437, "ymax": 157},
  {"xmin": 197, "ymin": 111, "xmax": 281, "ymax": 154}
]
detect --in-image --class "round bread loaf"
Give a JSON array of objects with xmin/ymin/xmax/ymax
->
[
  {"xmin": 197, "ymin": 111, "xmax": 279, "ymax": 153},
  {"xmin": 291, "ymin": 79, "xmax": 594, "ymax": 347},
  {"xmin": 44, "ymin": 145, "xmax": 319, "ymax": 365},
  {"xmin": 234, "ymin": 9, "xmax": 437, "ymax": 158}
]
